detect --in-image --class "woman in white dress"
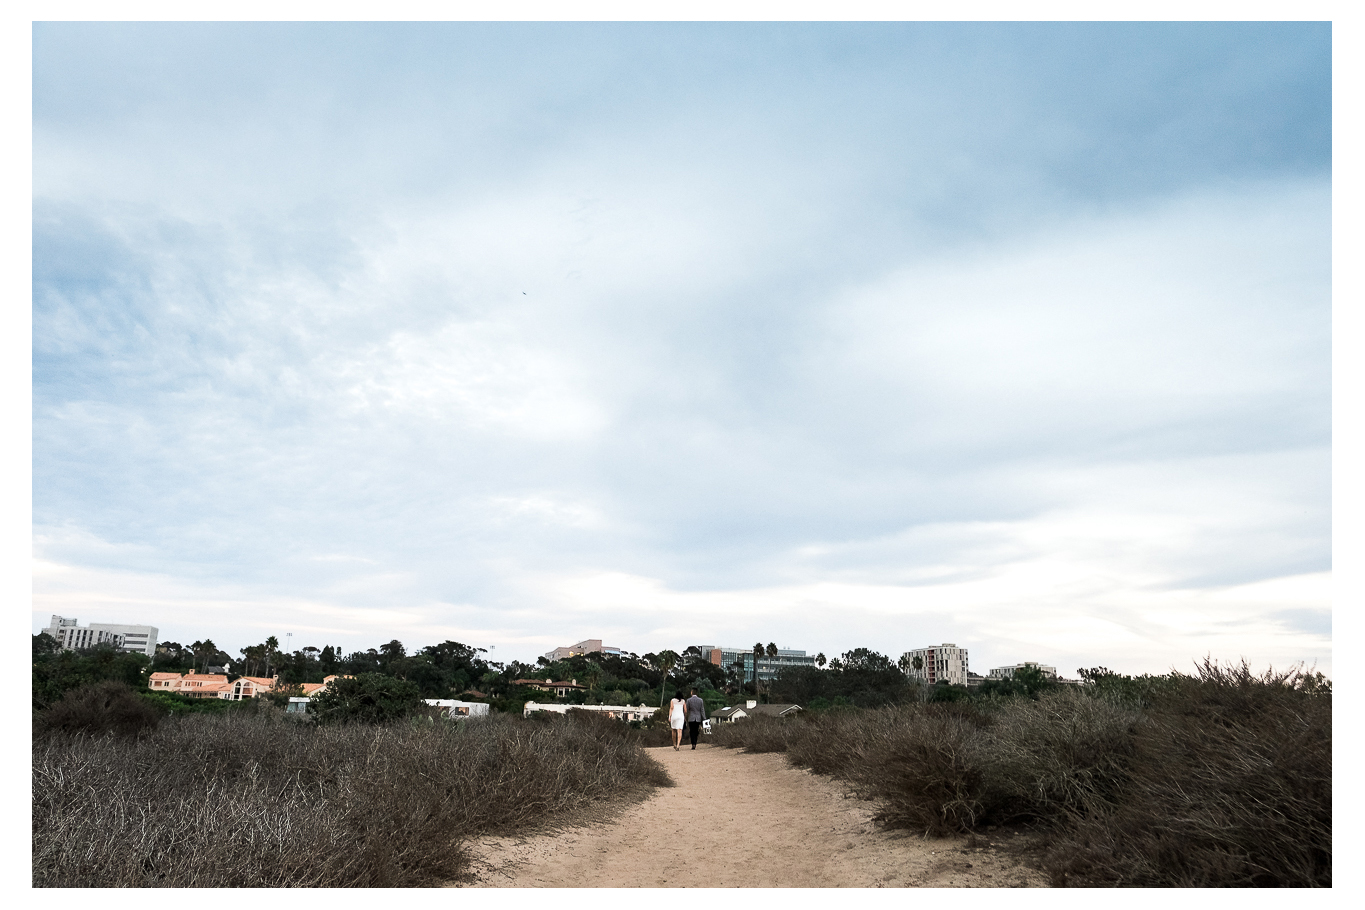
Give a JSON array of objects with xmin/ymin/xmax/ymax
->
[{"xmin": 668, "ymin": 690, "xmax": 687, "ymax": 750}]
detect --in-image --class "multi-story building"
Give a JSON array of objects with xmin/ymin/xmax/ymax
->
[
  {"xmin": 696, "ymin": 645, "xmax": 817, "ymax": 683},
  {"xmin": 988, "ymin": 662, "xmax": 1058, "ymax": 680},
  {"xmin": 542, "ymin": 638, "xmax": 624, "ymax": 661},
  {"xmin": 44, "ymin": 615, "xmax": 159, "ymax": 657},
  {"xmin": 900, "ymin": 643, "xmax": 970, "ymax": 687}
]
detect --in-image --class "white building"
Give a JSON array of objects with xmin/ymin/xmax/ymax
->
[
  {"xmin": 423, "ymin": 699, "xmax": 491, "ymax": 719},
  {"xmin": 522, "ymin": 701, "xmax": 655, "ymax": 722},
  {"xmin": 45, "ymin": 615, "xmax": 159, "ymax": 656},
  {"xmin": 901, "ymin": 643, "xmax": 970, "ymax": 687},
  {"xmin": 989, "ymin": 662, "xmax": 1058, "ymax": 680}
]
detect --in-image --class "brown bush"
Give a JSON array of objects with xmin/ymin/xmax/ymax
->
[
  {"xmin": 709, "ymin": 661, "xmax": 1330, "ymax": 886},
  {"xmin": 1040, "ymin": 661, "xmax": 1331, "ymax": 887},
  {"xmin": 709, "ymin": 713, "xmax": 798, "ymax": 753},
  {"xmin": 37, "ymin": 680, "xmax": 162, "ymax": 738},
  {"xmin": 33, "ymin": 709, "xmax": 670, "ymax": 887}
]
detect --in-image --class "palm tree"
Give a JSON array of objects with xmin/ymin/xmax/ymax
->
[
  {"xmin": 264, "ymin": 635, "xmax": 279, "ymax": 677},
  {"xmin": 752, "ymin": 643, "xmax": 764, "ymax": 692},
  {"xmin": 657, "ymin": 650, "xmax": 678, "ymax": 707},
  {"xmin": 815, "ymin": 652, "xmax": 826, "ymax": 669},
  {"xmin": 198, "ymin": 639, "xmax": 218, "ymax": 674}
]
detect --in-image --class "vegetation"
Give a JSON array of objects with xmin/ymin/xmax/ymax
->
[
  {"xmin": 308, "ymin": 672, "xmax": 424, "ymax": 725},
  {"xmin": 33, "ymin": 705, "xmax": 671, "ymax": 887},
  {"xmin": 711, "ymin": 659, "xmax": 1330, "ymax": 887},
  {"xmin": 32, "ymin": 636, "xmax": 153, "ymax": 712}
]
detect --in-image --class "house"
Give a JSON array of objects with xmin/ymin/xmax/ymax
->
[
  {"xmin": 223, "ymin": 676, "xmax": 277, "ymax": 700},
  {"xmin": 512, "ymin": 677, "xmax": 588, "ymax": 698},
  {"xmin": 712, "ymin": 700, "xmax": 803, "ymax": 722},
  {"xmin": 147, "ymin": 672, "xmax": 232, "ymax": 698},
  {"xmin": 298, "ymin": 675, "xmax": 351, "ymax": 697}
]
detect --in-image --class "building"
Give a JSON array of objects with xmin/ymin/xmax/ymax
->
[
  {"xmin": 422, "ymin": 699, "xmax": 491, "ymax": 719},
  {"xmin": 988, "ymin": 662, "xmax": 1058, "ymax": 680},
  {"xmin": 697, "ymin": 645, "xmax": 817, "ymax": 683},
  {"xmin": 522, "ymin": 701, "xmax": 655, "ymax": 722},
  {"xmin": 901, "ymin": 643, "xmax": 970, "ymax": 687},
  {"xmin": 147, "ymin": 672, "xmax": 232, "ymax": 698},
  {"xmin": 44, "ymin": 615, "xmax": 158, "ymax": 657},
  {"xmin": 542, "ymin": 639, "xmax": 625, "ymax": 661},
  {"xmin": 512, "ymin": 677, "xmax": 588, "ymax": 698},
  {"xmin": 224, "ymin": 676, "xmax": 277, "ymax": 700},
  {"xmin": 298, "ymin": 675, "xmax": 351, "ymax": 697},
  {"xmin": 281, "ymin": 675, "xmax": 354, "ymax": 712},
  {"xmin": 712, "ymin": 700, "xmax": 803, "ymax": 723}
]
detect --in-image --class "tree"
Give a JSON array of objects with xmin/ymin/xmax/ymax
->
[
  {"xmin": 193, "ymin": 639, "xmax": 219, "ymax": 674},
  {"xmin": 814, "ymin": 652, "xmax": 826, "ymax": 669},
  {"xmin": 308, "ymin": 673, "xmax": 423, "ymax": 725},
  {"xmin": 839, "ymin": 648, "xmax": 893, "ymax": 673},
  {"xmin": 264, "ymin": 635, "xmax": 279, "ymax": 677},
  {"xmin": 656, "ymin": 650, "xmax": 679, "ymax": 707},
  {"xmin": 911, "ymin": 655, "xmax": 923, "ymax": 672},
  {"xmin": 33, "ymin": 632, "xmax": 60, "ymax": 658}
]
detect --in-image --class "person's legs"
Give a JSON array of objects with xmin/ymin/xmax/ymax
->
[{"xmin": 688, "ymin": 721, "xmax": 700, "ymax": 748}]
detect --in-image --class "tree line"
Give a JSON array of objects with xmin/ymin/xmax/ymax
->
[{"xmin": 43, "ymin": 629, "xmax": 1228, "ymax": 720}]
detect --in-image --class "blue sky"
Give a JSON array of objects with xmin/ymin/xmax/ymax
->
[{"xmin": 32, "ymin": 22, "xmax": 1331, "ymax": 676}]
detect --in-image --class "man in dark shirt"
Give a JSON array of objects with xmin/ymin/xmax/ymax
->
[{"xmin": 685, "ymin": 688, "xmax": 707, "ymax": 750}]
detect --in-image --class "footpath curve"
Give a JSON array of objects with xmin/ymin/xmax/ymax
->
[{"xmin": 457, "ymin": 743, "xmax": 1046, "ymax": 888}]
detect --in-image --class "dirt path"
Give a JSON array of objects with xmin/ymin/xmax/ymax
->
[{"xmin": 457, "ymin": 743, "xmax": 1047, "ymax": 888}]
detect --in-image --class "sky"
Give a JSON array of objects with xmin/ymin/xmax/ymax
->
[{"xmin": 30, "ymin": 21, "xmax": 1333, "ymax": 677}]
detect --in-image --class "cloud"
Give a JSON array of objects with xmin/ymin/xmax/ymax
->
[{"xmin": 32, "ymin": 24, "xmax": 1330, "ymax": 674}]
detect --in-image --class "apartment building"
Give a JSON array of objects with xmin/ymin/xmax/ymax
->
[
  {"xmin": 901, "ymin": 643, "xmax": 970, "ymax": 687},
  {"xmin": 44, "ymin": 615, "xmax": 158, "ymax": 657}
]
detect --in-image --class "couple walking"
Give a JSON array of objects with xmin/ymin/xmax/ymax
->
[{"xmin": 668, "ymin": 688, "xmax": 707, "ymax": 750}]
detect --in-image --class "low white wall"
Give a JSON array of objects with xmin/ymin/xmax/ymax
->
[{"xmin": 523, "ymin": 701, "xmax": 656, "ymax": 722}]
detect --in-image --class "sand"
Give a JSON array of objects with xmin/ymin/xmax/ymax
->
[{"xmin": 455, "ymin": 742, "xmax": 1047, "ymax": 888}]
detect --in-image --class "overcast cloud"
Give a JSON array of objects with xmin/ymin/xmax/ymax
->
[{"xmin": 32, "ymin": 22, "xmax": 1331, "ymax": 676}]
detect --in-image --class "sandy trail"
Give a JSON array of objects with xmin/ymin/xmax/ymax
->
[{"xmin": 457, "ymin": 743, "xmax": 1046, "ymax": 888}]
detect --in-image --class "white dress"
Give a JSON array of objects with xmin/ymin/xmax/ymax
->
[{"xmin": 669, "ymin": 699, "xmax": 686, "ymax": 730}]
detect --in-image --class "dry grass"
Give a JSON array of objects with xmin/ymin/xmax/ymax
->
[
  {"xmin": 711, "ymin": 662, "xmax": 1330, "ymax": 886},
  {"xmin": 33, "ymin": 706, "xmax": 671, "ymax": 887}
]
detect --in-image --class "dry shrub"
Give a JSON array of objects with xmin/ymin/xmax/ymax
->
[
  {"xmin": 979, "ymin": 687, "xmax": 1140, "ymax": 822},
  {"xmin": 841, "ymin": 708, "xmax": 992, "ymax": 835},
  {"xmin": 33, "ymin": 709, "xmax": 670, "ymax": 887},
  {"xmin": 709, "ymin": 714, "xmax": 798, "ymax": 753},
  {"xmin": 1041, "ymin": 661, "xmax": 1331, "ymax": 887},
  {"xmin": 37, "ymin": 680, "xmax": 162, "ymax": 738},
  {"xmin": 710, "ymin": 662, "xmax": 1330, "ymax": 886}
]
